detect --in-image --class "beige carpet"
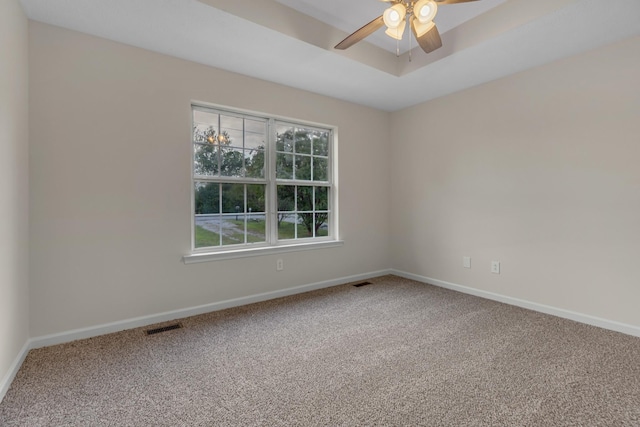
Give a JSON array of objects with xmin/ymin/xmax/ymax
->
[{"xmin": 1, "ymin": 275, "xmax": 639, "ymax": 426}]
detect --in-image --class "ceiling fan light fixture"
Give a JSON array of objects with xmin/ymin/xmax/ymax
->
[
  {"xmin": 383, "ymin": 3, "xmax": 406, "ymax": 29},
  {"xmin": 413, "ymin": 19, "xmax": 435, "ymax": 37},
  {"xmin": 334, "ymin": 0, "xmax": 457, "ymax": 56},
  {"xmin": 384, "ymin": 19, "xmax": 406, "ymax": 40},
  {"xmin": 414, "ymin": 0, "xmax": 438, "ymax": 24}
]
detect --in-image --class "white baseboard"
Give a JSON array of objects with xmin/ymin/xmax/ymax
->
[
  {"xmin": 391, "ymin": 269, "xmax": 640, "ymax": 338},
  {"xmin": 30, "ymin": 269, "xmax": 394, "ymax": 350},
  {"xmin": 7, "ymin": 267, "xmax": 636, "ymax": 405},
  {"xmin": 0, "ymin": 340, "xmax": 30, "ymax": 404}
]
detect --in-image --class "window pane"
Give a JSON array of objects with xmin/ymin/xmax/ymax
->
[
  {"xmin": 194, "ymin": 110, "xmax": 218, "ymax": 126},
  {"xmin": 194, "ymin": 184, "xmax": 267, "ymax": 247},
  {"xmin": 194, "ymin": 143, "xmax": 219, "ymax": 176},
  {"xmin": 313, "ymin": 157, "xmax": 328, "ymax": 181},
  {"xmin": 220, "ymin": 148, "xmax": 245, "ymax": 177},
  {"xmin": 221, "ymin": 130, "xmax": 241, "ymax": 148},
  {"xmin": 315, "ymin": 187, "xmax": 329, "ymax": 210},
  {"xmin": 247, "ymin": 184, "xmax": 265, "ymax": 213},
  {"xmin": 277, "ymin": 213, "xmax": 296, "ymax": 240},
  {"xmin": 221, "ymin": 184, "xmax": 244, "ymax": 214},
  {"xmin": 276, "ymin": 153, "xmax": 294, "ymax": 179},
  {"xmin": 220, "ymin": 184, "xmax": 245, "ymax": 246},
  {"xmin": 315, "ymin": 213, "xmax": 329, "ymax": 237},
  {"xmin": 245, "ymin": 119, "xmax": 266, "ymax": 150},
  {"xmin": 194, "ymin": 182, "xmax": 221, "ymax": 248},
  {"xmin": 193, "ymin": 110, "xmax": 219, "ymax": 143},
  {"xmin": 220, "ymin": 115, "xmax": 243, "ymax": 130},
  {"xmin": 194, "ymin": 182, "xmax": 219, "ymax": 214},
  {"xmin": 277, "ymin": 185, "xmax": 295, "ymax": 212},
  {"xmin": 195, "ymin": 219, "xmax": 222, "ymax": 248},
  {"xmin": 276, "ymin": 125, "xmax": 294, "ymax": 152},
  {"xmin": 221, "ymin": 218, "xmax": 244, "ymax": 246},
  {"xmin": 193, "ymin": 125, "xmax": 217, "ymax": 144},
  {"xmin": 295, "ymin": 156, "xmax": 311, "ymax": 181},
  {"xmin": 313, "ymin": 132, "xmax": 329, "ymax": 156},
  {"xmin": 246, "ymin": 215, "xmax": 266, "ymax": 243},
  {"xmin": 245, "ymin": 149, "xmax": 265, "ymax": 179},
  {"xmin": 297, "ymin": 186, "xmax": 313, "ymax": 211},
  {"xmin": 246, "ymin": 184, "xmax": 266, "ymax": 244},
  {"xmin": 245, "ymin": 118, "xmax": 266, "ymax": 134},
  {"xmin": 218, "ymin": 115, "xmax": 241, "ymax": 148},
  {"xmin": 297, "ymin": 213, "xmax": 315, "ymax": 238},
  {"xmin": 295, "ymin": 130, "xmax": 311, "ymax": 155}
]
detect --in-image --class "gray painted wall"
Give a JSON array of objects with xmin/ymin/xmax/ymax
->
[
  {"xmin": 391, "ymin": 35, "xmax": 640, "ymax": 326},
  {"xmin": 0, "ymin": 0, "xmax": 30, "ymax": 392},
  {"xmin": 28, "ymin": 22, "xmax": 391, "ymax": 337}
]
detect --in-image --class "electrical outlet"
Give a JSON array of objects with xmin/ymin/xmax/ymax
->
[
  {"xmin": 491, "ymin": 261, "xmax": 500, "ymax": 274},
  {"xmin": 276, "ymin": 259, "xmax": 284, "ymax": 271},
  {"xmin": 463, "ymin": 256, "xmax": 471, "ymax": 268}
]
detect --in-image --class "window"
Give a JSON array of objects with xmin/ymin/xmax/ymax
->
[{"xmin": 189, "ymin": 104, "xmax": 338, "ymax": 259}]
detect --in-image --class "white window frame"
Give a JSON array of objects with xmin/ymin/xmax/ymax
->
[{"xmin": 184, "ymin": 103, "xmax": 342, "ymax": 264}]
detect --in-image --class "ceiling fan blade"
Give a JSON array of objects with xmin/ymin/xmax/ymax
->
[
  {"xmin": 335, "ymin": 15, "xmax": 385, "ymax": 50},
  {"xmin": 412, "ymin": 20, "xmax": 443, "ymax": 54},
  {"xmin": 435, "ymin": 0, "xmax": 479, "ymax": 4}
]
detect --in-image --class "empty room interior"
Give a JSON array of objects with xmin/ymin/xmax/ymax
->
[{"xmin": 2, "ymin": 0, "xmax": 640, "ymax": 424}]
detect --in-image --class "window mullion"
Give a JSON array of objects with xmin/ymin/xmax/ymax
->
[
  {"xmin": 275, "ymin": 180, "xmax": 328, "ymax": 187},
  {"xmin": 243, "ymin": 184, "xmax": 246, "ymax": 245},
  {"xmin": 330, "ymin": 129, "xmax": 336, "ymax": 240},
  {"xmin": 294, "ymin": 186, "xmax": 298, "ymax": 240},
  {"xmin": 217, "ymin": 115, "xmax": 222, "ymax": 178},
  {"xmin": 268, "ymin": 119, "xmax": 278, "ymax": 244},
  {"xmin": 218, "ymin": 183, "xmax": 222, "ymax": 247}
]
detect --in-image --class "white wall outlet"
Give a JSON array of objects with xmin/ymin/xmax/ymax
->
[
  {"xmin": 276, "ymin": 258, "xmax": 284, "ymax": 271},
  {"xmin": 491, "ymin": 261, "xmax": 500, "ymax": 274},
  {"xmin": 463, "ymin": 256, "xmax": 471, "ymax": 268}
]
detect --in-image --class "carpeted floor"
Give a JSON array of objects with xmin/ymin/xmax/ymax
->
[{"xmin": 1, "ymin": 275, "xmax": 639, "ymax": 426}]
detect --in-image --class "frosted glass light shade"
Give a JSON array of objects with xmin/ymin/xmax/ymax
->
[
  {"xmin": 383, "ymin": 4, "xmax": 406, "ymax": 29},
  {"xmin": 385, "ymin": 19, "xmax": 407, "ymax": 40},
  {"xmin": 414, "ymin": 0, "xmax": 437, "ymax": 24}
]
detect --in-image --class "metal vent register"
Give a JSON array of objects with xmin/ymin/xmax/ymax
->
[
  {"xmin": 353, "ymin": 281, "xmax": 373, "ymax": 288},
  {"xmin": 146, "ymin": 323, "xmax": 183, "ymax": 335}
]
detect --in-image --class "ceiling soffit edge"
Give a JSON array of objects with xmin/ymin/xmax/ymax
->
[
  {"xmin": 397, "ymin": 0, "xmax": 580, "ymax": 75},
  {"xmin": 198, "ymin": 0, "xmax": 396, "ymax": 75},
  {"xmin": 198, "ymin": 0, "xmax": 582, "ymax": 79}
]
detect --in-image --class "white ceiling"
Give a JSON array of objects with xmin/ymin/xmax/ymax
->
[{"xmin": 19, "ymin": 0, "xmax": 640, "ymax": 111}]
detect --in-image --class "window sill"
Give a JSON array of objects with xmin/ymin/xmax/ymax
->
[{"xmin": 183, "ymin": 240, "xmax": 344, "ymax": 264}]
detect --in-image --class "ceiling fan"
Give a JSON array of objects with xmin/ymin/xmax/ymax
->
[{"xmin": 335, "ymin": 0, "xmax": 479, "ymax": 55}]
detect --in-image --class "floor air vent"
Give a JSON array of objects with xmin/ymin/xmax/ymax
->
[
  {"xmin": 353, "ymin": 281, "xmax": 373, "ymax": 287},
  {"xmin": 146, "ymin": 323, "xmax": 183, "ymax": 335}
]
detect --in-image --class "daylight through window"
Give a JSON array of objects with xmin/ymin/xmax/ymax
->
[{"xmin": 192, "ymin": 105, "xmax": 335, "ymax": 252}]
